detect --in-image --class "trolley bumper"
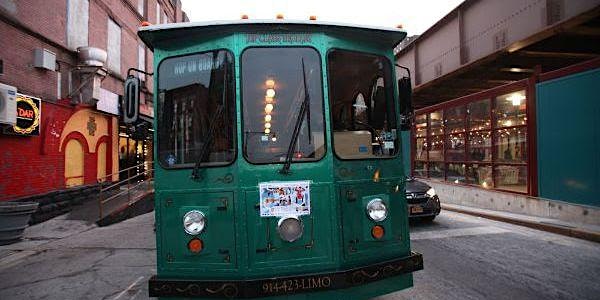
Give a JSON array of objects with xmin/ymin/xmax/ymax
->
[{"xmin": 149, "ymin": 251, "xmax": 423, "ymax": 298}]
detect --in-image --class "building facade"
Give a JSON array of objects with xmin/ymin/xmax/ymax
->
[
  {"xmin": 396, "ymin": 0, "xmax": 600, "ymax": 224},
  {"xmin": 0, "ymin": 0, "xmax": 187, "ymax": 201}
]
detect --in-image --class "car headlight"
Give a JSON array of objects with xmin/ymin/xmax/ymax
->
[
  {"xmin": 426, "ymin": 187, "xmax": 436, "ymax": 197},
  {"xmin": 366, "ymin": 198, "xmax": 388, "ymax": 222},
  {"xmin": 183, "ymin": 210, "xmax": 206, "ymax": 235},
  {"xmin": 277, "ymin": 216, "xmax": 304, "ymax": 242}
]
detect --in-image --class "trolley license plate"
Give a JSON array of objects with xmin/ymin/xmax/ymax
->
[{"xmin": 410, "ymin": 205, "xmax": 423, "ymax": 214}]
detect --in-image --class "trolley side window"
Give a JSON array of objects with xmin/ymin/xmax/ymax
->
[
  {"xmin": 328, "ymin": 49, "xmax": 398, "ymax": 160},
  {"xmin": 241, "ymin": 47, "xmax": 325, "ymax": 164},
  {"xmin": 157, "ymin": 50, "xmax": 236, "ymax": 168}
]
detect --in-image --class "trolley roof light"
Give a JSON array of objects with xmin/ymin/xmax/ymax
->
[{"xmin": 183, "ymin": 210, "xmax": 206, "ymax": 235}]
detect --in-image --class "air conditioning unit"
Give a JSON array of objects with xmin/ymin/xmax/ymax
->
[{"xmin": 0, "ymin": 83, "xmax": 17, "ymax": 125}]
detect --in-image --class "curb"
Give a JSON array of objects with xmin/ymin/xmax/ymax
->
[{"xmin": 442, "ymin": 205, "xmax": 600, "ymax": 243}]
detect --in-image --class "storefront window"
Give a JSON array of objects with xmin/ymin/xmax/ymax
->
[
  {"xmin": 495, "ymin": 165, "xmax": 527, "ymax": 193},
  {"xmin": 468, "ymin": 99, "xmax": 490, "ymax": 131},
  {"xmin": 416, "ymin": 137, "xmax": 427, "ymax": 161},
  {"xmin": 495, "ymin": 128, "xmax": 527, "ymax": 163},
  {"xmin": 446, "ymin": 133, "xmax": 465, "ymax": 161},
  {"xmin": 468, "ymin": 131, "xmax": 491, "ymax": 161},
  {"xmin": 447, "ymin": 163, "xmax": 466, "ymax": 183},
  {"xmin": 415, "ymin": 114, "xmax": 427, "ymax": 138},
  {"xmin": 495, "ymin": 91, "xmax": 526, "ymax": 128},
  {"xmin": 414, "ymin": 161, "xmax": 427, "ymax": 177},
  {"xmin": 429, "ymin": 110, "xmax": 443, "ymax": 136},
  {"xmin": 429, "ymin": 135, "xmax": 444, "ymax": 161},
  {"xmin": 412, "ymin": 86, "xmax": 529, "ymax": 194},
  {"xmin": 467, "ymin": 164, "xmax": 493, "ymax": 188},
  {"xmin": 445, "ymin": 106, "xmax": 465, "ymax": 134},
  {"xmin": 429, "ymin": 162, "xmax": 444, "ymax": 179}
]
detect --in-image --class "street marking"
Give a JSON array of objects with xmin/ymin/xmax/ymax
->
[
  {"xmin": 411, "ymin": 226, "xmax": 510, "ymax": 240},
  {"xmin": 113, "ymin": 276, "xmax": 144, "ymax": 300}
]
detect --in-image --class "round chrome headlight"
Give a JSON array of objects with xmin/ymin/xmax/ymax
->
[
  {"xmin": 366, "ymin": 199, "xmax": 388, "ymax": 222},
  {"xmin": 277, "ymin": 216, "xmax": 304, "ymax": 242},
  {"xmin": 183, "ymin": 210, "xmax": 206, "ymax": 235}
]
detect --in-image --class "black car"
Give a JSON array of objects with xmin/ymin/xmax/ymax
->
[{"xmin": 405, "ymin": 177, "xmax": 441, "ymax": 221}]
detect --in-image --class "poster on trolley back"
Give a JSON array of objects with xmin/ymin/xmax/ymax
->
[{"xmin": 259, "ymin": 181, "xmax": 311, "ymax": 217}]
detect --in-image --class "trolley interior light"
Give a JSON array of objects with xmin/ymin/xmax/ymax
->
[
  {"xmin": 265, "ymin": 103, "xmax": 274, "ymax": 114},
  {"xmin": 266, "ymin": 88, "xmax": 276, "ymax": 98}
]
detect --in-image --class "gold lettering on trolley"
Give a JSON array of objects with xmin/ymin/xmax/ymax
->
[
  {"xmin": 261, "ymin": 276, "xmax": 332, "ymax": 294},
  {"xmin": 246, "ymin": 33, "xmax": 312, "ymax": 44}
]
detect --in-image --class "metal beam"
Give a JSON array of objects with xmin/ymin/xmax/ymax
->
[{"xmin": 518, "ymin": 50, "xmax": 599, "ymax": 59}]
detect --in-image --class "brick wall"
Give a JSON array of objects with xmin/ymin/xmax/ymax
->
[
  {"xmin": 0, "ymin": 22, "xmax": 75, "ymax": 102},
  {"xmin": 0, "ymin": 101, "xmax": 74, "ymax": 200},
  {"xmin": 0, "ymin": 0, "xmax": 183, "ymax": 201}
]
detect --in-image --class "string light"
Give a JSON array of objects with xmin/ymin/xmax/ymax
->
[
  {"xmin": 266, "ymin": 88, "xmax": 275, "ymax": 98},
  {"xmin": 265, "ymin": 103, "xmax": 273, "ymax": 114},
  {"xmin": 265, "ymin": 79, "xmax": 275, "ymax": 88}
]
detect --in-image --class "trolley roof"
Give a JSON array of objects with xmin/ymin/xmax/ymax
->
[{"xmin": 138, "ymin": 19, "xmax": 407, "ymax": 51}]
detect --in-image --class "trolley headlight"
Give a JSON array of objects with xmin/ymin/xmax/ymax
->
[
  {"xmin": 366, "ymin": 198, "xmax": 387, "ymax": 222},
  {"xmin": 426, "ymin": 187, "xmax": 436, "ymax": 197},
  {"xmin": 277, "ymin": 216, "xmax": 304, "ymax": 242},
  {"xmin": 183, "ymin": 210, "xmax": 206, "ymax": 235}
]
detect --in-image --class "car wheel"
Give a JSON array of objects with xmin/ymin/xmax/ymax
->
[{"xmin": 421, "ymin": 216, "xmax": 436, "ymax": 222}]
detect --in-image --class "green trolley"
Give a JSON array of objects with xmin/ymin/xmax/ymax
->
[{"xmin": 125, "ymin": 18, "xmax": 422, "ymax": 299}]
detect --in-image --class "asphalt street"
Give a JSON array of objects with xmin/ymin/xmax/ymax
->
[{"xmin": 0, "ymin": 210, "xmax": 598, "ymax": 300}]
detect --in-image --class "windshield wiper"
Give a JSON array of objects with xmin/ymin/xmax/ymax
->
[
  {"xmin": 191, "ymin": 104, "xmax": 224, "ymax": 180},
  {"xmin": 280, "ymin": 58, "xmax": 310, "ymax": 175},
  {"xmin": 191, "ymin": 59, "xmax": 227, "ymax": 180}
]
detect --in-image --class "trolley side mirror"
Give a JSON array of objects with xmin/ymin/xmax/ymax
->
[
  {"xmin": 398, "ymin": 76, "xmax": 413, "ymax": 131},
  {"xmin": 123, "ymin": 75, "xmax": 140, "ymax": 124}
]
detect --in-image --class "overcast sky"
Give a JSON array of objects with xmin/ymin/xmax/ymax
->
[{"xmin": 180, "ymin": 0, "xmax": 465, "ymax": 36}]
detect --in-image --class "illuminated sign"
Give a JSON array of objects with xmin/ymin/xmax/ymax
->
[{"xmin": 4, "ymin": 93, "xmax": 41, "ymax": 136}]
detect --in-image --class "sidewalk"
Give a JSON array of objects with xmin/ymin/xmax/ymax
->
[
  {"xmin": 0, "ymin": 212, "xmax": 155, "ymax": 299},
  {"xmin": 442, "ymin": 203, "xmax": 600, "ymax": 243}
]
